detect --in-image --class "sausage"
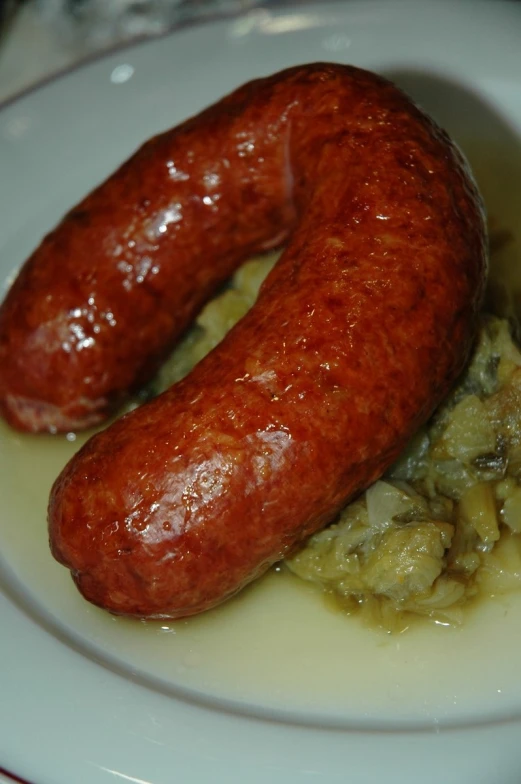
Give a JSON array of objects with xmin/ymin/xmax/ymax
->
[
  {"xmin": 0, "ymin": 78, "xmax": 296, "ymax": 433},
  {"xmin": 45, "ymin": 63, "xmax": 487, "ymax": 618}
]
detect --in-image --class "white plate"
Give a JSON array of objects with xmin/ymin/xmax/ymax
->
[{"xmin": 2, "ymin": 1, "xmax": 521, "ymax": 782}]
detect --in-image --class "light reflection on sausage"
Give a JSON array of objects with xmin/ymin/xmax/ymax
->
[{"xmin": 2, "ymin": 63, "xmax": 488, "ymax": 617}]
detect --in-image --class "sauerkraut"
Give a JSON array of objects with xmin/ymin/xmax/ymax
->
[
  {"xmin": 287, "ymin": 315, "xmax": 521, "ymax": 630},
  {"xmin": 144, "ymin": 233, "xmax": 521, "ymax": 631}
]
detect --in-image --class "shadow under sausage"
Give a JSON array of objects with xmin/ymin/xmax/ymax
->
[{"xmin": 383, "ymin": 67, "xmax": 521, "ymax": 327}]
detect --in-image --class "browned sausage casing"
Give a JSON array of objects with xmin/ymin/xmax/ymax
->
[{"xmin": 43, "ymin": 64, "xmax": 487, "ymax": 617}]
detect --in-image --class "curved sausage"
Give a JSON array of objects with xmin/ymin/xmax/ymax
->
[{"xmin": 46, "ymin": 63, "xmax": 486, "ymax": 618}]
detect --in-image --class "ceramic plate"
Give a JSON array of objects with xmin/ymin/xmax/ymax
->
[{"xmin": 2, "ymin": 1, "xmax": 521, "ymax": 782}]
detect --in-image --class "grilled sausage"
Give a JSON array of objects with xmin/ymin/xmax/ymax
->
[{"xmin": 44, "ymin": 63, "xmax": 487, "ymax": 617}]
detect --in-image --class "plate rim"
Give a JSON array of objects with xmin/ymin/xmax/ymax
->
[{"xmin": 2, "ymin": 1, "xmax": 521, "ymax": 782}]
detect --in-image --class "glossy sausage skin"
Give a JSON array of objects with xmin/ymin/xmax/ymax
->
[{"xmin": 46, "ymin": 64, "xmax": 486, "ymax": 618}]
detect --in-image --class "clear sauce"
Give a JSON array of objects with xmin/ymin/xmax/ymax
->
[
  {"xmin": 2, "ymin": 419, "xmax": 521, "ymax": 729},
  {"xmin": 1, "ymin": 138, "xmax": 521, "ymax": 730}
]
